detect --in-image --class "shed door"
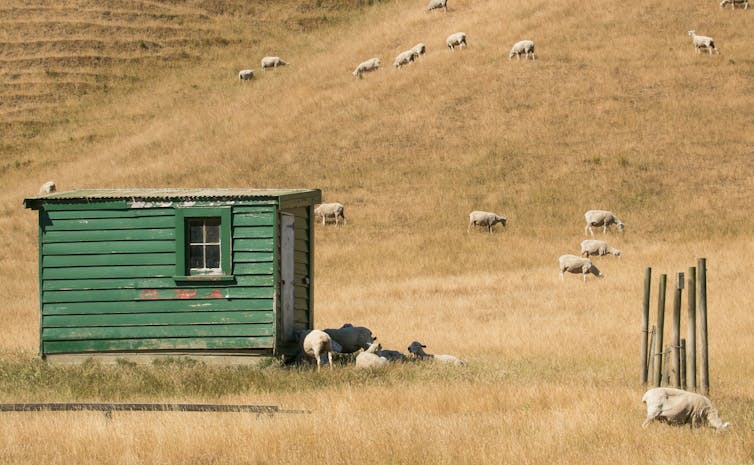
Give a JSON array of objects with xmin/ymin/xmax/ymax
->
[{"xmin": 280, "ymin": 213, "xmax": 295, "ymax": 342}]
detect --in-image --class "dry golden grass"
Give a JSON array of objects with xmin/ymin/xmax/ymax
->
[{"xmin": 0, "ymin": 0, "xmax": 753, "ymax": 463}]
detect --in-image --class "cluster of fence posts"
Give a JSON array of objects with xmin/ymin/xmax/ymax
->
[{"xmin": 640, "ymin": 258, "xmax": 710, "ymax": 394}]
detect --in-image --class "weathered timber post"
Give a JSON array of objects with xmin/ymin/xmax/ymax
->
[
  {"xmin": 680, "ymin": 339, "xmax": 687, "ymax": 390},
  {"xmin": 671, "ymin": 272, "xmax": 684, "ymax": 388},
  {"xmin": 687, "ymin": 266, "xmax": 697, "ymax": 391},
  {"xmin": 647, "ymin": 326, "xmax": 656, "ymax": 384},
  {"xmin": 698, "ymin": 258, "xmax": 710, "ymax": 395},
  {"xmin": 641, "ymin": 267, "xmax": 652, "ymax": 385},
  {"xmin": 663, "ymin": 345, "xmax": 671, "ymax": 386},
  {"xmin": 652, "ymin": 274, "xmax": 667, "ymax": 387}
]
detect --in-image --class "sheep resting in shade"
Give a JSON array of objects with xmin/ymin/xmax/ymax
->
[
  {"xmin": 642, "ymin": 387, "xmax": 730, "ymax": 431},
  {"xmin": 407, "ymin": 341, "xmax": 465, "ymax": 366},
  {"xmin": 355, "ymin": 342, "xmax": 389, "ymax": 369},
  {"xmin": 299, "ymin": 329, "xmax": 334, "ymax": 371}
]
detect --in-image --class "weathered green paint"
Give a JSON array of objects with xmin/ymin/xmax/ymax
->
[
  {"xmin": 44, "ymin": 337, "xmax": 275, "ymax": 353},
  {"xmin": 44, "ymin": 311, "xmax": 273, "ymax": 328},
  {"xmin": 42, "ymin": 275, "xmax": 275, "ymax": 291},
  {"xmin": 43, "ymin": 298, "xmax": 274, "ymax": 315}
]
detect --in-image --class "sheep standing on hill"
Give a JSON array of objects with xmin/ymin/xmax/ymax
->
[
  {"xmin": 407, "ymin": 341, "xmax": 465, "ymax": 366},
  {"xmin": 394, "ymin": 49, "xmax": 419, "ymax": 68},
  {"xmin": 688, "ymin": 31, "xmax": 719, "ymax": 55},
  {"xmin": 584, "ymin": 210, "xmax": 624, "ymax": 236},
  {"xmin": 468, "ymin": 211, "xmax": 507, "ymax": 233},
  {"xmin": 314, "ymin": 202, "xmax": 346, "ymax": 225},
  {"xmin": 355, "ymin": 342, "xmax": 389, "ymax": 369},
  {"xmin": 353, "ymin": 58, "xmax": 381, "ymax": 78},
  {"xmin": 39, "ymin": 181, "xmax": 56, "ymax": 195},
  {"xmin": 411, "ymin": 43, "xmax": 427, "ymax": 57},
  {"xmin": 720, "ymin": 0, "xmax": 748, "ymax": 9},
  {"xmin": 642, "ymin": 387, "xmax": 730, "ymax": 431},
  {"xmin": 446, "ymin": 32, "xmax": 467, "ymax": 51},
  {"xmin": 261, "ymin": 56, "xmax": 288, "ymax": 70},
  {"xmin": 509, "ymin": 40, "xmax": 536, "ymax": 60},
  {"xmin": 559, "ymin": 254, "xmax": 604, "ymax": 282},
  {"xmin": 323, "ymin": 324, "xmax": 374, "ymax": 353},
  {"xmin": 580, "ymin": 239, "xmax": 621, "ymax": 258},
  {"xmin": 425, "ymin": 0, "xmax": 448, "ymax": 13},
  {"xmin": 239, "ymin": 69, "xmax": 254, "ymax": 80},
  {"xmin": 300, "ymin": 329, "xmax": 334, "ymax": 371}
]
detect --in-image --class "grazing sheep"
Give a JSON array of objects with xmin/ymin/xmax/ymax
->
[
  {"xmin": 300, "ymin": 329, "xmax": 334, "ymax": 371},
  {"xmin": 642, "ymin": 387, "xmax": 730, "ymax": 431},
  {"xmin": 720, "ymin": 0, "xmax": 748, "ymax": 9},
  {"xmin": 509, "ymin": 40, "xmax": 536, "ymax": 60},
  {"xmin": 411, "ymin": 43, "xmax": 427, "ymax": 57},
  {"xmin": 468, "ymin": 211, "xmax": 507, "ymax": 233},
  {"xmin": 353, "ymin": 58, "xmax": 381, "ymax": 78},
  {"xmin": 314, "ymin": 202, "xmax": 346, "ymax": 226},
  {"xmin": 425, "ymin": 0, "xmax": 448, "ymax": 13},
  {"xmin": 584, "ymin": 210, "xmax": 624, "ymax": 236},
  {"xmin": 355, "ymin": 342, "xmax": 389, "ymax": 369},
  {"xmin": 688, "ymin": 31, "xmax": 719, "ymax": 55},
  {"xmin": 559, "ymin": 254, "xmax": 604, "ymax": 282},
  {"xmin": 580, "ymin": 239, "xmax": 621, "ymax": 258},
  {"xmin": 324, "ymin": 324, "xmax": 374, "ymax": 353},
  {"xmin": 407, "ymin": 341, "xmax": 465, "ymax": 366},
  {"xmin": 39, "ymin": 181, "xmax": 56, "ymax": 195},
  {"xmin": 394, "ymin": 49, "xmax": 419, "ymax": 68},
  {"xmin": 446, "ymin": 32, "xmax": 467, "ymax": 51},
  {"xmin": 238, "ymin": 69, "xmax": 254, "ymax": 80},
  {"xmin": 261, "ymin": 56, "xmax": 288, "ymax": 70}
]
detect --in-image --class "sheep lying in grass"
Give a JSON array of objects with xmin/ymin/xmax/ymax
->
[
  {"xmin": 446, "ymin": 32, "xmax": 467, "ymax": 51},
  {"xmin": 299, "ymin": 329, "xmax": 334, "ymax": 371},
  {"xmin": 580, "ymin": 239, "xmax": 621, "ymax": 258},
  {"xmin": 468, "ymin": 211, "xmax": 507, "ymax": 233},
  {"xmin": 407, "ymin": 341, "xmax": 465, "ymax": 366},
  {"xmin": 314, "ymin": 202, "xmax": 346, "ymax": 225},
  {"xmin": 261, "ymin": 56, "xmax": 288, "ymax": 70},
  {"xmin": 509, "ymin": 40, "xmax": 536, "ymax": 60},
  {"xmin": 642, "ymin": 387, "xmax": 730, "ymax": 431},
  {"xmin": 394, "ymin": 49, "xmax": 419, "ymax": 68},
  {"xmin": 39, "ymin": 181, "xmax": 56, "ymax": 195},
  {"xmin": 688, "ymin": 31, "xmax": 719, "ymax": 55},
  {"xmin": 355, "ymin": 342, "xmax": 389, "ymax": 369},
  {"xmin": 324, "ymin": 324, "xmax": 374, "ymax": 353},
  {"xmin": 425, "ymin": 0, "xmax": 448, "ymax": 13},
  {"xmin": 353, "ymin": 58, "xmax": 381, "ymax": 78},
  {"xmin": 559, "ymin": 254, "xmax": 604, "ymax": 282},
  {"xmin": 584, "ymin": 210, "xmax": 624, "ymax": 236},
  {"xmin": 238, "ymin": 69, "xmax": 254, "ymax": 80},
  {"xmin": 720, "ymin": 0, "xmax": 748, "ymax": 8},
  {"xmin": 377, "ymin": 347, "xmax": 407, "ymax": 362}
]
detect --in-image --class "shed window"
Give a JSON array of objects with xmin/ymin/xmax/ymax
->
[
  {"xmin": 188, "ymin": 218, "xmax": 221, "ymax": 273},
  {"xmin": 175, "ymin": 207, "xmax": 233, "ymax": 281}
]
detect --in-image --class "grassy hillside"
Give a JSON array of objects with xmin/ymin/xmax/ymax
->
[{"xmin": 1, "ymin": 0, "xmax": 753, "ymax": 463}]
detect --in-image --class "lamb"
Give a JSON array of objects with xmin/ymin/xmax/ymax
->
[
  {"xmin": 377, "ymin": 348, "xmax": 408, "ymax": 362},
  {"xmin": 323, "ymin": 324, "xmax": 374, "ymax": 353},
  {"xmin": 299, "ymin": 329, "xmax": 334, "ymax": 371},
  {"xmin": 720, "ymin": 0, "xmax": 749, "ymax": 8},
  {"xmin": 584, "ymin": 210, "xmax": 624, "ymax": 236},
  {"xmin": 468, "ymin": 211, "xmax": 507, "ymax": 233},
  {"xmin": 238, "ymin": 69, "xmax": 254, "ymax": 80},
  {"xmin": 447, "ymin": 32, "xmax": 467, "ymax": 51},
  {"xmin": 353, "ymin": 58, "xmax": 381, "ymax": 78},
  {"xmin": 509, "ymin": 40, "xmax": 536, "ymax": 60},
  {"xmin": 411, "ymin": 43, "xmax": 427, "ymax": 57},
  {"xmin": 407, "ymin": 341, "xmax": 465, "ymax": 366},
  {"xmin": 261, "ymin": 56, "xmax": 288, "ymax": 70},
  {"xmin": 39, "ymin": 181, "xmax": 56, "ymax": 195},
  {"xmin": 314, "ymin": 202, "xmax": 346, "ymax": 226},
  {"xmin": 688, "ymin": 31, "xmax": 719, "ymax": 55},
  {"xmin": 394, "ymin": 49, "xmax": 419, "ymax": 68},
  {"xmin": 580, "ymin": 239, "xmax": 621, "ymax": 258},
  {"xmin": 559, "ymin": 254, "xmax": 604, "ymax": 282},
  {"xmin": 425, "ymin": 0, "xmax": 448, "ymax": 13},
  {"xmin": 355, "ymin": 342, "xmax": 389, "ymax": 369},
  {"xmin": 642, "ymin": 387, "xmax": 730, "ymax": 431}
]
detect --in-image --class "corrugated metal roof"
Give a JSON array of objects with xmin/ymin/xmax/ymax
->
[{"xmin": 26, "ymin": 188, "xmax": 319, "ymax": 201}]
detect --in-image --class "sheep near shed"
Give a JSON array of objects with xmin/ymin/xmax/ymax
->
[
  {"xmin": 39, "ymin": 181, "xmax": 56, "ymax": 195},
  {"xmin": 446, "ymin": 32, "xmax": 467, "ymax": 51},
  {"xmin": 261, "ymin": 56, "xmax": 289, "ymax": 70},
  {"xmin": 407, "ymin": 341, "xmax": 465, "ymax": 366},
  {"xmin": 584, "ymin": 210, "xmax": 624, "ymax": 236},
  {"xmin": 353, "ymin": 58, "xmax": 381, "ymax": 78},
  {"xmin": 720, "ymin": 0, "xmax": 749, "ymax": 8},
  {"xmin": 559, "ymin": 254, "xmax": 604, "ymax": 282},
  {"xmin": 580, "ymin": 239, "xmax": 621, "ymax": 258},
  {"xmin": 394, "ymin": 49, "xmax": 419, "ymax": 68},
  {"xmin": 323, "ymin": 324, "xmax": 374, "ymax": 353},
  {"xmin": 509, "ymin": 40, "xmax": 536, "ymax": 60},
  {"xmin": 355, "ymin": 342, "xmax": 389, "ymax": 369},
  {"xmin": 239, "ymin": 69, "xmax": 254, "ymax": 80},
  {"xmin": 642, "ymin": 387, "xmax": 730, "ymax": 431},
  {"xmin": 314, "ymin": 202, "xmax": 346, "ymax": 226},
  {"xmin": 299, "ymin": 329, "xmax": 334, "ymax": 371},
  {"xmin": 688, "ymin": 31, "xmax": 719, "ymax": 55},
  {"xmin": 468, "ymin": 211, "xmax": 507, "ymax": 233},
  {"xmin": 425, "ymin": 0, "xmax": 448, "ymax": 13}
]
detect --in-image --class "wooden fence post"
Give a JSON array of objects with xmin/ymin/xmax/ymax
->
[
  {"xmin": 663, "ymin": 345, "xmax": 671, "ymax": 386},
  {"xmin": 680, "ymin": 339, "xmax": 687, "ymax": 391},
  {"xmin": 641, "ymin": 267, "xmax": 652, "ymax": 385},
  {"xmin": 671, "ymin": 272, "xmax": 683, "ymax": 388},
  {"xmin": 647, "ymin": 326, "xmax": 656, "ymax": 385},
  {"xmin": 652, "ymin": 274, "xmax": 667, "ymax": 387},
  {"xmin": 698, "ymin": 258, "xmax": 709, "ymax": 395},
  {"xmin": 687, "ymin": 266, "xmax": 697, "ymax": 391}
]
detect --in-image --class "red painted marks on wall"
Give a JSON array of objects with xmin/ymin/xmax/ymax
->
[
  {"xmin": 204, "ymin": 289, "xmax": 223, "ymax": 299},
  {"xmin": 140, "ymin": 289, "xmax": 158, "ymax": 300},
  {"xmin": 174, "ymin": 289, "xmax": 197, "ymax": 299}
]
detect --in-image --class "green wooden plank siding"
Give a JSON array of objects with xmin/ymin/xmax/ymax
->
[
  {"xmin": 44, "ymin": 311, "xmax": 273, "ymax": 328},
  {"xmin": 44, "ymin": 337, "xmax": 274, "ymax": 353},
  {"xmin": 43, "ymin": 299, "xmax": 274, "ymax": 315},
  {"xmin": 43, "ymin": 324, "xmax": 272, "ymax": 341},
  {"xmin": 43, "ymin": 275, "xmax": 275, "ymax": 291}
]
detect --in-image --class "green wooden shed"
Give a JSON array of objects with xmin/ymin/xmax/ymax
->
[{"xmin": 24, "ymin": 188, "xmax": 321, "ymax": 362}]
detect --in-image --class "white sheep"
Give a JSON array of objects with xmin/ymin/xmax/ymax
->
[
  {"xmin": 314, "ymin": 202, "xmax": 346, "ymax": 225},
  {"xmin": 688, "ymin": 31, "xmax": 719, "ymax": 55},
  {"xmin": 238, "ymin": 69, "xmax": 254, "ymax": 80},
  {"xmin": 407, "ymin": 341, "xmax": 465, "ymax": 366},
  {"xmin": 468, "ymin": 211, "xmax": 507, "ymax": 233},
  {"xmin": 261, "ymin": 56, "xmax": 288, "ymax": 70},
  {"xmin": 394, "ymin": 49, "xmax": 419, "ymax": 68},
  {"xmin": 509, "ymin": 40, "xmax": 536, "ymax": 60},
  {"xmin": 580, "ymin": 239, "xmax": 621, "ymax": 258},
  {"xmin": 559, "ymin": 254, "xmax": 604, "ymax": 282},
  {"xmin": 425, "ymin": 0, "xmax": 448, "ymax": 13},
  {"xmin": 642, "ymin": 387, "xmax": 730, "ymax": 431},
  {"xmin": 323, "ymin": 324, "xmax": 374, "ymax": 353},
  {"xmin": 353, "ymin": 58, "xmax": 381, "ymax": 78},
  {"xmin": 355, "ymin": 342, "xmax": 389, "ymax": 369},
  {"xmin": 39, "ymin": 181, "xmax": 56, "ymax": 195},
  {"xmin": 411, "ymin": 43, "xmax": 427, "ymax": 57},
  {"xmin": 446, "ymin": 32, "xmax": 467, "ymax": 51},
  {"xmin": 720, "ymin": 0, "xmax": 748, "ymax": 9},
  {"xmin": 584, "ymin": 210, "xmax": 624, "ymax": 236},
  {"xmin": 300, "ymin": 329, "xmax": 334, "ymax": 371}
]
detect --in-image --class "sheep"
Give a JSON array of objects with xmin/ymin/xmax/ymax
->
[
  {"xmin": 584, "ymin": 210, "xmax": 624, "ymax": 236},
  {"xmin": 377, "ymin": 348, "xmax": 408, "ymax": 362},
  {"xmin": 580, "ymin": 239, "xmax": 621, "ymax": 258},
  {"xmin": 425, "ymin": 0, "xmax": 448, "ymax": 13},
  {"xmin": 688, "ymin": 31, "xmax": 719, "ymax": 55},
  {"xmin": 394, "ymin": 49, "xmax": 419, "ymax": 68},
  {"xmin": 353, "ymin": 58, "xmax": 381, "ymax": 78},
  {"xmin": 468, "ymin": 211, "xmax": 507, "ymax": 233},
  {"xmin": 642, "ymin": 387, "xmax": 730, "ymax": 431},
  {"xmin": 261, "ymin": 56, "xmax": 288, "ymax": 70},
  {"xmin": 355, "ymin": 342, "xmax": 389, "ymax": 369},
  {"xmin": 411, "ymin": 43, "xmax": 427, "ymax": 57},
  {"xmin": 559, "ymin": 254, "xmax": 604, "ymax": 282},
  {"xmin": 314, "ymin": 202, "xmax": 346, "ymax": 226},
  {"xmin": 720, "ymin": 0, "xmax": 748, "ymax": 9},
  {"xmin": 509, "ymin": 40, "xmax": 536, "ymax": 60},
  {"xmin": 447, "ymin": 32, "xmax": 467, "ymax": 51},
  {"xmin": 39, "ymin": 181, "xmax": 56, "ymax": 195},
  {"xmin": 238, "ymin": 69, "xmax": 254, "ymax": 80},
  {"xmin": 323, "ymin": 324, "xmax": 374, "ymax": 353},
  {"xmin": 407, "ymin": 341, "xmax": 465, "ymax": 366},
  {"xmin": 299, "ymin": 329, "xmax": 334, "ymax": 371}
]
